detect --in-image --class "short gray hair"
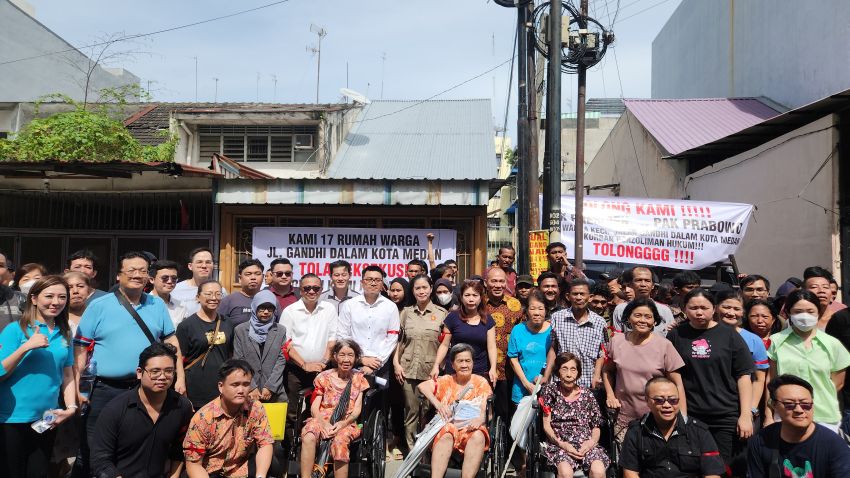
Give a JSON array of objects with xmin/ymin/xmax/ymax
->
[{"xmin": 449, "ymin": 343, "xmax": 475, "ymax": 362}]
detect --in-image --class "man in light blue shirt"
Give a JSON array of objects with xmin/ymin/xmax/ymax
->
[{"xmin": 72, "ymin": 251, "xmax": 185, "ymax": 478}]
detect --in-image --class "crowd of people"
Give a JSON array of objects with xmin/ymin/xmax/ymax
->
[{"xmin": 2, "ymin": 241, "xmax": 850, "ymax": 478}]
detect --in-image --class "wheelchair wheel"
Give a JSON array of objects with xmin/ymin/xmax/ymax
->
[
  {"xmin": 488, "ymin": 416, "xmax": 506, "ymax": 478},
  {"xmin": 363, "ymin": 408, "xmax": 386, "ymax": 478}
]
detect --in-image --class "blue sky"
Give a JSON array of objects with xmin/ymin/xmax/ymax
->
[{"xmin": 24, "ymin": 0, "xmax": 682, "ymax": 137}]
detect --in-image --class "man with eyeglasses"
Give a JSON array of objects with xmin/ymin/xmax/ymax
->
[
  {"xmin": 149, "ymin": 259, "xmax": 188, "ymax": 327},
  {"xmin": 321, "ymin": 259, "xmax": 360, "ymax": 313},
  {"xmin": 172, "ymin": 247, "xmax": 228, "ymax": 316},
  {"xmin": 268, "ymin": 257, "xmax": 299, "ymax": 313},
  {"xmin": 748, "ymin": 374, "xmax": 850, "ymax": 478},
  {"xmin": 740, "ymin": 274, "xmax": 771, "ymax": 304},
  {"xmin": 336, "ymin": 265, "xmax": 400, "ymax": 380},
  {"xmin": 280, "ymin": 273, "xmax": 338, "ymax": 426},
  {"xmin": 219, "ymin": 259, "xmax": 265, "ymax": 324},
  {"xmin": 90, "ymin": 342, "xmax": 193, "ymax": 478},
  {"xmin": 620, "ymin": 377, "xmax": 724, "ymax": 478},
  {"xmin": 73, "ymin": 251, "xmax": 186, "ymax": 477}
]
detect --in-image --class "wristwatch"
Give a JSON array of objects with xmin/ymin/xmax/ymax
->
[{"xmin": 751, "ymin": 407, "xmax": 760, "ymax": 417}]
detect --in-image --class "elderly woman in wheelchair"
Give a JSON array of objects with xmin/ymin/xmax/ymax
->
[
  {"xmin": 299, "ymin": 340, "xmax": 370, "ymax": 478},
  {"xmin": 418, "ymin": 343, "xmax": 493, "ymax": 478}
]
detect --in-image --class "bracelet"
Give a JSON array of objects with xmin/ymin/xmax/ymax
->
[{"xmin": 67, "ymin": 405, "xmax": 79, "ymax": 410}]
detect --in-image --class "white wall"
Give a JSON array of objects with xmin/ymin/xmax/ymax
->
[
  {"xmin": 652, "ymin": 0, "xmax": 850, "ymax": 109},
  {"xmin": 584, "ymin": 111, "xmax": 688, "ymax": 199},
  {"xmin": 0, "ymin": 0, "xmax": 140, "ymax": 102},
  {"xmin": 685, "ymin": 115, "xmax": 839, "ymax": 287}
]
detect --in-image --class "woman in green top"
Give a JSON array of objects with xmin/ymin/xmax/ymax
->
[
  {"xmin": 766, "ymin": 289, "xmax": 850, "ymax": 430},
  {"xmin": 393, "ymin": 274, "xmax": 448, "ymax": 451}
]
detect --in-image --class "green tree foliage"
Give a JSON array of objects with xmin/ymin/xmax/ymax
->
[{"xmin": 0, "ymin": 89, "xmax": 176, "ymax": 163}]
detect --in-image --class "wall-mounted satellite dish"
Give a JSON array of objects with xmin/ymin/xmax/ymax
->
[{"xmin": 340, "ymin": 88, "xmax": 371, "ymax": 104}]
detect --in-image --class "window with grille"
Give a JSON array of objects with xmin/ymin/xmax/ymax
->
[{"xmin": 198, "ymin": 125, "xmax": 317, "ymax": 163}]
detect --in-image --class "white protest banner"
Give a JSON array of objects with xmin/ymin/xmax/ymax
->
[
  {"xmin": 252, "ymin": 227, "xmax": 457, "ymax": 290},
  {"xmin": 558, "ymin": 196, "xmax": 753, "ymax": 270}
]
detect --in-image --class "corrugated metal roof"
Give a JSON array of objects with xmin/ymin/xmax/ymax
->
[
  {"xmin": 624, "ymin": 98, "xmax": 780, "ymax": 156},
  {"xmin": 326, "ymin": 99, "xmax": 498, "ymax": 180}
]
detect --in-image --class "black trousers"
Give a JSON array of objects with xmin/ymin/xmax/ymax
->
[
  {"xmin": 0, "ymin": 423, "xmax": 56, "ymax": 478},
  {"xmin": 72, "ymin": 379, "xmax": 137, "ymax": 478}
]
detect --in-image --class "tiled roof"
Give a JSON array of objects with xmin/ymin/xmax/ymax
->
[
  {"xmin": 326, "ymin": 99, "xmax": 498, "ymax": 180},
  {"xmin": 624, "ymin": 98, "xmax": 781, "ymax": 156}
]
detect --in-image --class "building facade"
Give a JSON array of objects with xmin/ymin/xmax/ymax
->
[{"xmin": 652, "ymin": 0, "xmax": 850, "ymax": 110}]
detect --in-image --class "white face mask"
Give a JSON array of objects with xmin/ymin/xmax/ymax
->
[
  {"xmin": 19, "ymin": 279, "xmax": 37, "ymax": 296},
  {"xmin": 436, "ymin": 293, "xmax": 453, "ymax": 306},
  {"xmin": 789, "ymin": 312, "xmax": 818, "ymax": 332}
]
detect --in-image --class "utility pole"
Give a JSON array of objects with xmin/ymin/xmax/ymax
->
[
  {"xmin": 213, "ymin": 77, "xmax": 219, "ymax": 103},
  {"xmin": 516, "ymin": 4, "xmax": 530, "ymax": 274},
  {"xmin": 380, "ymin": 52, "xmax": 386, "ymax": 99},
  {"xmin": 527, "ymin": 0, "xmax": 540, "ymax": 233},
  {"xmin": 542, "ymin": 2, "xmax": 562, "ymax": 241},
  {"xmin": 271, "ymin": 74, "xmax": 278, "ymax": 102},
  {"xmin": 193, "ymin": 56, "xmax": 198, "ymax": 102},
  {"xmin": 309, "ymin": 24, "xmax": 327, "ymax": 103},
  {"xmin": 574, "ymin": 0, "xmax": 588, "ymax": 269}
]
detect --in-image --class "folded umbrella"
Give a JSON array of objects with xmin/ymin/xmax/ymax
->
[
  {"xmin": 311, "ymin": 373, "xmax": 357, "ymax": 478},
  {"xmin": 391, "ymin": 382, "xmax": 474, "ymax": 478},
  {"xmin": 501, "ymin": 381, "xmax": 542, "ymax": 478}
]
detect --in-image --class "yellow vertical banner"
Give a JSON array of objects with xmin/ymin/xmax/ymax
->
[{"xmin": 529, "ymin": 230, "xmax": 549, "ymax": 280}]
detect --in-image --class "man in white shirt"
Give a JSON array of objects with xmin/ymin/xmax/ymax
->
[
  {"xmin": 279, "ymin": 273, "xmax": 338, "ymax": 424},
  {"xmin": 171, "ymin": 247, "xmax": 226, "ymax": 315},
  {"xmin": 148, "ymin": 260, "xmax": 187, "ymax": 328},
  {"xmin": 320, "ymin": 260, "xmax": 360, "ymax": 313},
  {"xmin": 336, "ymin": 265, "xmax": 400, "ymax": 381}
]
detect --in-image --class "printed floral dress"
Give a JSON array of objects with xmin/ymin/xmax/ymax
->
[
  {"xmin": 541, "ymin": 383, "xmax": 611, "ymax": 471},
  {"xmin": 301, "ymin": 370, "xmax": 370, "ymax": 462}
]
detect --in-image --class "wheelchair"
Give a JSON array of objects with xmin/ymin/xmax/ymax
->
[
  {"xmin": 286, "ymin": 375, "xmax": 387, "ymax": 478},
  {"xmin": 410, "ymin": 396, "xmax": 507, "ymax": 478},
  {"xmin": 524, "ymin": 399, "xmax": 620, "ymax": 478}
]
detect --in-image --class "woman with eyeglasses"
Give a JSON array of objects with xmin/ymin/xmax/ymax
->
[
  {"xmin": 541, "ymin": 352, "xmax": 610, "ymax": 478},
  {"xmin": 765, "ymin": 289, "xmax": 850, "ymax": 432},
  {"xmin": 233, "ymin": 289, "xmax": 286, "ymax": 402},
  {"xmin": 666, "ymin": 288, "xmax": 755, "ymax": 473},
  {"xmin": 176, "ymin": 279, "xmax": 234, "ymax": 409}
]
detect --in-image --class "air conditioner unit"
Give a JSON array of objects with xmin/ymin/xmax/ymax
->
[{"xmin": 294, "ymin": 134, "xmax": 314, "ymax": 149}]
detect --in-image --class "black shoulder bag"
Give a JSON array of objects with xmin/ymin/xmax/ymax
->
[{"xmin": 115, "ymin": 290, "xmax": 157, "ymax": 345}]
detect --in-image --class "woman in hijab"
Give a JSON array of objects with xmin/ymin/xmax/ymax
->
[
  {"xmin": 433, "ymin": 278, "xmax": 458, "ymax": 312},
  {"xmin": 233, "ymin": 289, "xmax": 288, "ymax": 402},
  {"xmin": 386, "ymin": 277, "xmax": 414, "ymax": 311}
]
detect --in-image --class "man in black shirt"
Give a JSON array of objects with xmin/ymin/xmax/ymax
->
[
  {"xmin": 620, "ymin": 377, "xmax": 724, "ymax": 478},
  {"xmin": 90, "ymin": 342, "xmax": 194, "ymax": 478},
  {"xmin": 748, "ymin": 375, "xmax": 850, "ymax": 478}
]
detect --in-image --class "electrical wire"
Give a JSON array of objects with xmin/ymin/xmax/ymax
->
[
  {"xmin": 498, "ymin": 27, "xmax": 520, "ymax": 168},
  {"xmin": 615, "ymin": 0, "xmax": 675, "ymax": 24},
  {"xmin": 345, "ymin": 57, "xmax": 515, "ymax": 125},
  {"xmin": 611, "ymin": 45, "xmax": 649, "ymax": 197},
  {"xmin": 0, "ymin": 0, "xmax": 294, "ymax": 66}
]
